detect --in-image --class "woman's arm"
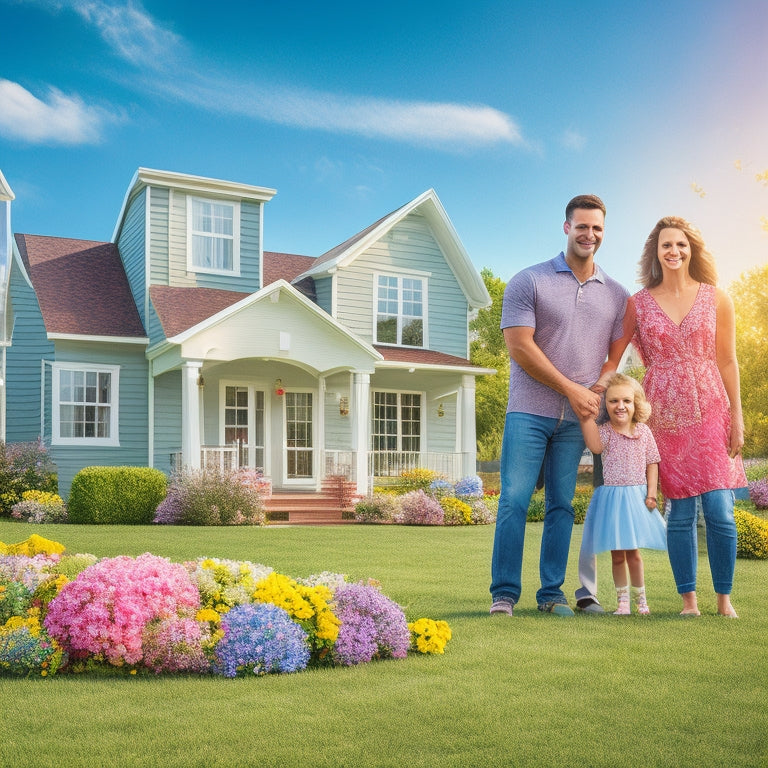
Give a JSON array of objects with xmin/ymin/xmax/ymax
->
[
  {"xmin": 715, "ymin": 288, "xmax": 744, "ymax": 457},
  {"xmin": 645, "ymin": 462, "xmax": 659, "ymax": 510}
]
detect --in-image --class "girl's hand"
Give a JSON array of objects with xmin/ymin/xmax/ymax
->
[{"xmin": 645, "ymin": 496, "xmax": 657, "ymax": 510}]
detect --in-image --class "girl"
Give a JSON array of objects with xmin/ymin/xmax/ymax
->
[{"xmin": 579, "ymin": 373, "xmax": 667, "ymax": 615}]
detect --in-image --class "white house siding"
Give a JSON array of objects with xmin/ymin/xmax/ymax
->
[
  {"xmin": 334, "ymin": 213, "xmax": 469, "ymax": 358},
  {"xmin": 323, "ymin": 374, "xmax": 352, "ymax": 451},
  {"xmin": 6, "ymin": 262, "xmax": 54, "ymax": 441},
  {"xmin": 152, "ymin": 369, "xmax": 182, "ymax": 475},
  {"xmin": 117, "ymin": 186, "xmax": 149, "ymax": 326},
  {"xmin": 148, "ymin": 186, "xmax": 170, "ymax": 287},
  {"xmin": 165, "ymin": 190, "xmax": 261, "ymax": 292},
  {"xmin": 49, "ymin": 341, "xmax": 149, "ymax": 497}
]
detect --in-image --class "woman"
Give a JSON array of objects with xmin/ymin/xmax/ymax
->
[{"xmin": 600, "ymin": 216, "xmax": 746, "ymax": 617}]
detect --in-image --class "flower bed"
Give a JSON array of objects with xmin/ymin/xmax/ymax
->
[{"xmin": 0, "ymin": 535, "xmax": 451, "ymax": 678}]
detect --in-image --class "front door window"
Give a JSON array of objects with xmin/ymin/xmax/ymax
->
[
  {"xmin": 224, "ymin": 386, "xmax": 265, "ymax": 469},
  {"xmin": 286, "ymin": 392, "xmax": 313, "ymax": 479}
]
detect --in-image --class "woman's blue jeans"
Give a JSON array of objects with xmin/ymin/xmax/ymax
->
[
  {"xmin": 490, "ymin": 412, "xmax": 585, "ymax": 605},
  {"xmin": 667, "ymin": 490, "xmax": 737, "ymax": 595}
]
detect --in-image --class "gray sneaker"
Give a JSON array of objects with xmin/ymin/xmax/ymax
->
[
  {"xmin": 576, "ymin": 599, "xmax": 605, "ymax": 614},
  {"xmin": 490, "ymin": 597, "xmax": 516, "ymax": 616},
  {"xmin": 538, "ymin": 601, "xmax": 575, "ymax": 616}
]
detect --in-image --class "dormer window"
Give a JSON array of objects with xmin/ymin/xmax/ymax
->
[
  {"xmin": 376, "ymin": 274, "xmax": 425, "ymax": 347},
  {"xmin": 187, "ymin": 196, "xmax": 240, "ymax": 274}
]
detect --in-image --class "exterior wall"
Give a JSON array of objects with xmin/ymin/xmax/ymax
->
[
  {"xmin": 334, "ymin": 212, "xmax": 469, "ymax": 357},
  {"xmin": 48, "ymin": 340, "xmax": 149, "ymax": 497},
  {"xmin": 323, "ymin": 373, "xmax": 352, "ymax": 450},
  {"xmin": 165, "ymin": 189, "xmax": 261, "ymax": 292},
  {"xmin": 152, "ymin": 369, "xmax": 182, "ymax": 476},
  {"xmin": 117, "ymin": 186, "xmax": 149, "ymax": 326},
  {"xmin": 5, "ymin": 261, "xmax": 54, "ymax": 442}
]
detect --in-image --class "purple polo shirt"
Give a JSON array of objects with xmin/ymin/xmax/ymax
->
[{"xmin": 501, "ymin": 252, "xmax": 628, "ymax": 422}]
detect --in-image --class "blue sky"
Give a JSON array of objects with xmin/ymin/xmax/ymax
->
[{"xmin": 1, "ymin": 0, "xmax": 766, "ymax": 291}]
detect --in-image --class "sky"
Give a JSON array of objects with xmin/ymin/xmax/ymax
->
[{"xmin": 1, "ymin": 0, "xmax": 767, "ymax": 293}]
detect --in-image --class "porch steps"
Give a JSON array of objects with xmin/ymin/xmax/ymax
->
[{"xmin": 264, "ymin": 478, "xmax": 360, "ymax": 525}]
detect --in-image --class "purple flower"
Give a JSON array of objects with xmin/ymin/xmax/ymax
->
[
  {"xmin": 332, "ymin": 584, "xmax": 410, "ymax": 666},
  {"xmin": 213, "ymin": 603, "xmax": 309, "ymax": 677}
]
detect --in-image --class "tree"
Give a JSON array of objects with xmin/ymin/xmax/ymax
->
[
  {"xmin": 730, "ymin": 264, "xmax": 768, "ymax": 457},
  {"xmin": 470, "ymin": 268, "xmax": 509, "ymax": 461}
]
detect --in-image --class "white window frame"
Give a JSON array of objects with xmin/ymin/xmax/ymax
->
[
  {"xmin": 186, "ymin": 195, "xmax": 241, "ymax": 275},
  {"xmin": 371, "ymin": 389, "xmax": 423, "ymax": 453},
  {"xmin": 373, "ymin": 271, "xmax": 428, "ymax": 348},
  {"xmin": 52, "ymin": 363, "xmax": 120, "ymax": 446}
]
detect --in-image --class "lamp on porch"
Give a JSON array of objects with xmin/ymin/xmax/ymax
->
[
  {"xmin": 437, "ymin": 403, "xmax": 445, "ymax": 418},
  {"xmin": 274, "ymin": 379, "xmax": 285, "ymax": 396},
  {"xmin": 339, "ymin": 396, "xmax": 349, "ymax": 416}
]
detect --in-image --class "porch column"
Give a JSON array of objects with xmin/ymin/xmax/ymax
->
[
  {"xmin": 351, "ymin": 372, "xmax": 370, "ymax": 495},
  {"xmin": 181, "ymin": 361, "xmax": 203, "ymax": 470},
  {"xmin": 458, "ymin": 374, "xmax": 477, "ymax": 478}
]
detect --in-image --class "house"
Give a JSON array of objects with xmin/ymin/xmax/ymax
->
[{"xmin": 1, "ymin": 168, "xmax": 493, "ymax": 497}]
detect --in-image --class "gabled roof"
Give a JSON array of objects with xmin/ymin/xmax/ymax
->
[
  {"xmin": 374, "ymin": 345, "xmax": 494, "ymax": 374},
  {"xmin": 14, "ymin": 234, "xmax": 146, "ymax": 338},
  {"xmin": 292, "ymin": 189, "xmax": 491, "ymax": 310},
  {"xmin": 0, "ymin": 169, "xmax": 14, "ymax": 201},
  {"xmin": 150, "ymin": 285, "xmax": 249, "ymax": 338}
]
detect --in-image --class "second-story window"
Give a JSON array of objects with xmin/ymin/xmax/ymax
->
[
  {"xmin": 376, "ymin": 275, "xmax": 424, "ymax": 347},
  {"xmin": 188, "ymin": 197, "xmax": 240, "ymax": 274}
]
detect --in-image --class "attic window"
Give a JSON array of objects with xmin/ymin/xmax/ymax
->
[
  {"xmin": 375, "ymin": 275, "xmax": 425, "ymax": 347},
  {"xmin": 187, "ymin": 196, "xmax": 240, "ymax": 275}
]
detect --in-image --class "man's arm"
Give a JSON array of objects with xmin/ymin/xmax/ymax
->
[{"xmin": 504, "ymin": 326, "xmax": 601, "ymax": 419}]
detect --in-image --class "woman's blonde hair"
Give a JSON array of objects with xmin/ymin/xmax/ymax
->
[
  {"xmin": 603, "ymin": 372, "xmax": 651, "ymax": 424},
  {"xmin": 638, "ymin": 215, "xmax": 718, "ymax": 288}
]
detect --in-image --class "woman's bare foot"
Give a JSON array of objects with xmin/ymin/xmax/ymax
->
[
  {"xmin": 680, "ymin": 591, "xmax": 700, "ymax": 616},
  {"xmin": 717, "ymin": 594, "xmax": 738, "ymax": 618}
]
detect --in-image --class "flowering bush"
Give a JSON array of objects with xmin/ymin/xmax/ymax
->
[
  {"xmin": 399, "ymin": 468, "xmax": 441, "ymax": 492},
  {"xmin": 0, "ymin": 615, "xmax": 64, "ymax": 676},
  {"xmin": 154, "ymin": 468, "xmax": 265, "ymax": 526},
  {"xmin": 354, "ymin": 493, "xmax": 401, "ymax": 523},
  {"xmin": 748, "ymin": 478, "xmax": 768, "ymax": 510},
  {"xmin": 429, "ymin": 478, "xmax": 454, "ymax": 499},
  {"xmin": 332, "ymin": 583, "xmax": 410, "ymax": 666},
  {"xmin": 142, "ymin": 616, "xmax": 211, "ymax": 674},
  {"xmin": 253, "ymin": 572, "xmax": 339, "ymax": 662},
  {"xmin": 734, "ymin": 508, "xmax": 768, "ymax": 559},
  {"xmin": 185, "ymin": 557, "xmax": 272, "ymax": 613},
  {"xmin": 396, "ymin": 490, "xmax": 444, "ymax": 525},
  {"xmin": 1, "ymin": 533, "xmax": 65, "ymax": 557},
  {"xmin": 45, "ymin": 554, "xmax": 201, "ymax": 666},
  {"xmin": 470, "ymin": 498, "xmax": 496, "ymax": 525},
  {"xmin": 0, "ymin": 440, "xmax": 58, "ymax": 517},
  {"xmin": 454, "ymin": 475, "xmax": 483, "ymax": 499},
  {"xmin": 408, "ymin": 618, "xmax": 452, "ymax": 654},
  {"xmin": 11, "ymin": 490, "xmax": 67, "ymax": 524},
  {"xmin": 440, "ymin": 497, "xmax": 473, "ymax": 525},
  {"xmin": 212, "ymin": 603, "xmax": 309, "ymax": 677}
]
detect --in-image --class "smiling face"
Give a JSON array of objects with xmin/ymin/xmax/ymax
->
[
  {"xmin": 563, "ymin": 208, "xmax": 604, "ymax": 263},
  {"xmin": 657, "ymin": 227, "xmax": 691, "ymax": 275},
  {"xmin": 605, "ymin": 383, "xmax": 636, "ymax": 430}
]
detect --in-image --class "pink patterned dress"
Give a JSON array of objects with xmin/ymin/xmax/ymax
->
[{"xmin": 632, "ymin": 284, "xmax": 746, "ymax": 499}]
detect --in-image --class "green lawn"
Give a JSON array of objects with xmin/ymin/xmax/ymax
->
[{"xmin": 1, "ymin": 519, "xmax": 766, "ymax": 768}]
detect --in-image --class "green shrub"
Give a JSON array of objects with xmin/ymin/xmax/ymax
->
[
  {"xmin": 11, "ymin": 490, "xmax": 68, "ymax": 524},
  {"xmin": 526, "ymin": 487, "xmax": 592, "ymax": 524},
  {"xmin": 0, "ymin": 441, "xmax": 58, "ymax": 517},
  {"xmin": 734, "ymin": 508, "xmax": 768, "ymax": 559},
  {"xmin": 153, "ymin": 468, "xmax": 265, "ymax": 526},
  {"xmin": 68, "ymin": 466, "xmax": 168, "ymax": 524}
]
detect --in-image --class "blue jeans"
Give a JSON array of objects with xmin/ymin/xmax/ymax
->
[
  {"xmin": 667, "ymin": 490, "xmax": 737, "ymax": 595},
  {"xmin": 490, "ymin": 412, "xmax": 585, "ymax": 605}
]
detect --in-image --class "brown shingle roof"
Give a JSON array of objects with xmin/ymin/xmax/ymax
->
[
  {"xmin": 373, "ymin": 345, "xmax": 481, "ymax": 369},
  {"xmin": 15, "ymin": 234, "xmax": 146, "ymax": 338},
  {"xmin": 263, "ymin": 251, "xmax": 315, "ymax": 284},
  {"xmin": 150, "ymin": 285, "xmax": 249, "ymax": 338}
]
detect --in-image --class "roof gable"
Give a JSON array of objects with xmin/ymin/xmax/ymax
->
[
  {"xmin": 15, "ymin": 234, "xmax": 146, "ymax": 338},
  {"xmin": 293, "ymin": 190, "xmax": 491, "ymax": 309}
]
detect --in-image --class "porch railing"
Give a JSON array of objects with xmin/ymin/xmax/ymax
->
[{"xmin": 170, "ymin": 447, "xmax": 465, "ymax": 483}]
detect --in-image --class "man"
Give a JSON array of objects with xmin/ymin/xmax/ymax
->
[{"xmin": 490, "ymin": 194, "xmax": 628, "ymax": 616}]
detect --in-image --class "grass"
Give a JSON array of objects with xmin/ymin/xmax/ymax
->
[{"xmin": 1, "ymin": 519, "xmax": 767, "ymax": 768}]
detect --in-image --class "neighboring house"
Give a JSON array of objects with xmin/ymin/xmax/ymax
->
[{"xmin": 3, "ymin": 168, "xmax": 493, "ymax": 497}]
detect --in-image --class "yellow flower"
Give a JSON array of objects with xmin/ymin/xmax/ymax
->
[
  {"xmin": 196, "ymin": 608, "xmax": 221, "ymax": 624},
  {"xmin": 408, "ymin": 618, "xmax": 452, "ymax": 654}
]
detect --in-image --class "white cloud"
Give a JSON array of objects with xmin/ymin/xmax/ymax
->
[
  {"xmin": 561, "ymin": 129, "xmax": 586, "ymax": 151},
  {"xmin": 0, "ymin": 79, "xmax": 116, "ymax": 144}
]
